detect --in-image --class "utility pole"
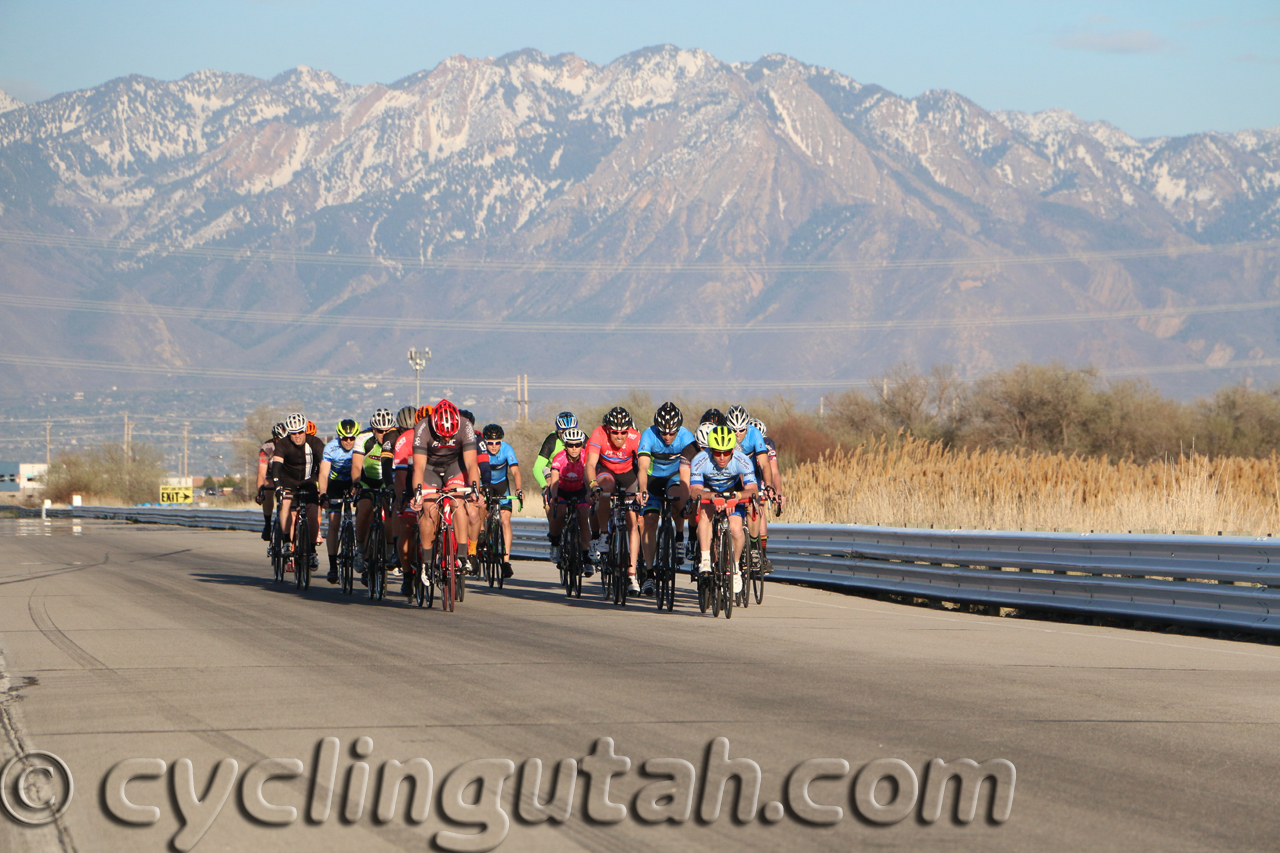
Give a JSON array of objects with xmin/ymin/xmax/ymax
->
[
  {"xmin": 182, "ymin": 423, "xmax": 190, "ymax": 479},
  {"xmin": 408, "ymin": 348, "xmax": 432, "ymax": 407},
  {"xmin": 515, "ymin": 374, "xmax": 530, "ymax": 423},
  {"xmin": 44, "ymin": 422, "xmax": 51, "ymax": 465}
]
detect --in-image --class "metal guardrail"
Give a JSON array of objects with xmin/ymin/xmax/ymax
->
[{"xmin": 20, "ymin": 507, "xmax": 1280, "ymax": 635}]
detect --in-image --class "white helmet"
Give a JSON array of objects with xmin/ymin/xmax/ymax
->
[
  {"xmin": 748, "ymin": 417, "xmax": 767, "ymax": 436},
  {"xmin": 726, "ymin": 405, "xmax": 751, "ymax": 431},
  {"xmin": 285, "ymin": 413, "xmax": 307, "ymax": 434},
  {"xmin": 370, "ymin": 408, "xmax": 395, "ymax": 430},
  {"xmin": 695, "ymin": 422, "xmax": 715, "ymax": 449},
  {"xmin": 561, "ymin": 427, "xmax": 587, "ymax": 446}
]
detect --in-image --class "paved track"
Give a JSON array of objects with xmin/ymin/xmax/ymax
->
[{"xmin": 1, "ymin": 517, "xmax": 1278, "ymax": 852}]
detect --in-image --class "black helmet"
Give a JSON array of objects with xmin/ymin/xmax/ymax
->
[
  {"xmin": 271, "ymin": 422, "xmax": 287, "ymax": 440},
  {"xmin": 604, "ymin": 406, "xmax": 632, "ymax": 430},
  {"xmin": 654, "ymin": 402, "xmax": 683, "ymax": 433},
  {"xmin": 700, "ymin": 408, "xmax": 727, "ymax": 427},
  {"xmin": 459, "ymin": 409, "xmax": 476, "ymax": 425},
  {"xmin": 396, "ymin": 406, "xmax": 416, "ymax": 430},
  {"xmin": 482, "ymin": 423, "xmax": 505, "ymax": 441}
]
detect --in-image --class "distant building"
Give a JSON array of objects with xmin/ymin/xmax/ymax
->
[{"xmin": 0, "ymin": 462, "xmax": 48, "ymax": 503}]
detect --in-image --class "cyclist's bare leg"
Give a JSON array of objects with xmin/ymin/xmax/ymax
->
[
  {"xmin": 729, "ymin": 514, "xmax": 746, "ymax": 564},
  {"xmin": 355, "ymin": 497, "xmax": 374, "ymax": 554},
  {"xmin": 549, "ymin": 502, "xmax": 566, "ymax": 540},
  {"xmin": 641, "ymin": 511, "xmax": 659, "ymax": 570},
  {"xmin": 696, "ymin": 503, "xmax": 714, "ymax": 565},
  {"xmin": 627, "ymin": 506, "xmax": 641, "ymax": 580},
  {"xmin": 279, "ymin": 494, "xmax": 294, "ymax": 539},
  {"xmin": 451, "ymin": 496, "xmax": 469, "ymax": 555},
  {"xmin": 325, "ymin": 508, "xmax": 339, "ymax": 556},
  {"xmin": 594, "ymin": 473, "xmax": 616, "ymax": 538},
  {"xmin": 500, "ymin": 506, "xmax": 513, "ymax": 557},
  {"xmin": 417, "ymin": 501, "xmax": 442, "ymax": 554}
]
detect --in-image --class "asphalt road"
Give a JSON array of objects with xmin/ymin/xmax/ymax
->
[{"xmin": 1, "ymin": 517, "xmax": 1278, "ymax": 852}]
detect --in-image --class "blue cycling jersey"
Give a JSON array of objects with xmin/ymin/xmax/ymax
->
[
  {"xmin": 637, "ymin": 425, "xmax": 695, "ymax": 478},
  {"xmin": 323, "ymin": 438, "xmax": 354, "ymax": 483},
  {"xmin": 736, "ymin": 425, "xmax": 767, "ymax": 458},
  {"xmin": 486, "ymin": 441, "xmax": 519, "ymax": 485},
  {"xmin": 689, "ymin": 448, "xmax": 757, "ymax": 493}
]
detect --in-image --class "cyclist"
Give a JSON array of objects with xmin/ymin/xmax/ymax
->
[
  {"xmin": 350, "ymin": 408, "xmax": 397, "ymax": 584},
  {"xmin": 727, "ymin": 405, "xmax": 774, "ymax": 571},
  {"xmin": 387, "ymin": 406, "xmax": 418, "ymax": 582},
  {"xmin": 636, "ymin": 402, "xmax": 694, "ymax": 596},
  {"xmin": 410, "ymin": 399, "xmax": 482, "ymax": 595},
  {"xmin": 268, "ymin": 413, "xmax": 326, "ymax": 573},
  {"xmin": 255, "ymin": 422, "xmax": 286, "ymax": 541},
  {"xmin": 395, "ymin": 405, "xmax": 431, "ymax": 598},
  {"xmin": 534, "ymin": 412, "xmax": 576, "ymax": 530},
  {"xmin": 317, "ymin": 418, "xmax": 359, "ymax": 583},
  {"xmin": 687, "ymin": 425, "xmax": 758, "ymax": 596},
  {"xmin": 547, "ymin": 427, "xmax": 594, "ymax": 576},
  {"xmin": 750, "ymin": 416, "xmax": 784, "ymax": 569},
  {"xmin": 481, "ymin": 423, "xmax": 523, "ymax": 579},
  {"xmin": 586, "ymin": 405, "xmax": 643, "ymax": 594}
]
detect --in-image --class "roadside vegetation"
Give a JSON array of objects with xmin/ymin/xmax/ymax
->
[{"xmin": 41, "ymin": 442, "xmax": 167, "ymax": 506}]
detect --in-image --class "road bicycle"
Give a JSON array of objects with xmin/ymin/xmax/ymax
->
[
  {"xmin": 599, "ymin": 488, "xmax": 640, "ymax": 606},
  {"xmin": 362, "ymin": 486, "xmax": 395, "ymax": 602},
  {"xmin": 334, "ymin": 489, "xmax": 357, "ymax": 595},
  {"xmin": 702, "ymin": 490, "xmax": 744, "ymax": 619},
  {"xmin": 478, "ymin": 488, "xmax": 507, "ymax": 590},
  {"xmin": 418, "ymin": 484, "xmax": 477, "ymax": 612},
  {"xmin": 647, "ymin": 492, "xmax": 681, "ymax": 612},
  {"xmin": 548, "ymin": 491, "xmax": 587, "ymax": 599},
  {"xmin": 269, "ymin": 487, "xmax": 287, "ymax": 583},
  {"xmin": 292, "ymin": 484, "xmax": 320, "ymax": 593}
]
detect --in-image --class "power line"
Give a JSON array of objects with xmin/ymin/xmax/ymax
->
[
  {"xmin": 0, "ymin": 227, "xmax": 1274, "ymax": 275},
  {"xmin": 8, "ymin": 286, "xmax": 1280, "ymax": 335}
]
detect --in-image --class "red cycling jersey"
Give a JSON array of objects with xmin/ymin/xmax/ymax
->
[{"xmin": 587, "ymin": 425, "xmax": 640, "ymax": 476}]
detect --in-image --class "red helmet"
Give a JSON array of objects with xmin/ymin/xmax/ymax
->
[{"xmin": 432, "ymin": 399, "xmax": 460, "ymax": 438}]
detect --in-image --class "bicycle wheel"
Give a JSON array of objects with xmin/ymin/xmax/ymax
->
[
  {"xmin": 753, "ymin": 560, "xmax": 765, "ymax": 605},
  {"xmin": 271, "ymin": 516, "xmax": 285, "ymax": 583},
  {"xmin": 494, "ymin": 518, "xmax": 506, "ymax": 591},
  {"xmin": 421, "ymin": 543, "xmax": 437, "ymax": 609},
  {"xmin": 294, "ymin": 514, "xmax": 308, "ymax": 592},
  {"xmin": 719, "ymin": 524, "xmax": 734, "ymax": 619},
  {"xmin": 414, "ymin": 554, "xmax": 426, "ymax": 607},
  {"xmin": 655, "ymin": 514, "xmax": 672, "ymax": 611},
  {"xmin": 339, "ymin": 517, "xmax": 353, "ymax": 595}
]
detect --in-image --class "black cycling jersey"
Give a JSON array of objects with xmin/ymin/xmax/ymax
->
[{"xmin": 271, "ymin": 435, "xmax": 325, "ymax": 485}]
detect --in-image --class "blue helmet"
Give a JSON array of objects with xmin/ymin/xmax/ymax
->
[{"xmin": 555, "ymin": 411, "xmax": 578, "ymax": 433}]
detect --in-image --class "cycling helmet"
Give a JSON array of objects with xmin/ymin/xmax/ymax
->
[
  {"xmin": 335, "ymin": 418, "xmax": 360, "ymax": 439},
  {"xmin": 432, "ymin": 399, "xmax": 461, "ymax": 438},
  {"xmin": 707, "ymin": 425, "xmax": 737, "ymax": 452},
  {"xmin": 749, "ymin": 417, "xmax": 767, "ymax": 437},
  {"xmin": 285, "ymin": 413, "xmax": 306, "ymax": 434},
  {"xmin": 370, "ymin": 408, "xmax": 395, "ymax": 431},
  {"xmin": 604, "ymin": 406, "xmax": 632, "ymax": 431},
  {"xmin": 700, "ymin": 408, "xmax": 726, "ymax": 426},
  {"xmin": 306, "ymin": 421, "xmax": 317, "ymax": 436},
  {"xmin": 654, "ymin": 402, "xmax": 683, "ymax": 433},
  {"xmin": 416, "ymin": 404, "xmax": 432, "ymax": 424},
  {"xmin": 482, "ymin": 423, "xmax": 505, "ymax": 441},
  {"xmin": 561, "ymin": 427, "xmax": 587, "ymax": 446},
  {"xmin": 726, "ymin": 405, "xmax": 751, "ymax": 431},
  {"xmin": 459, "ymin": 409, "xmax": 475, "ymax": 425},
  {"xmin": 555, "ymin": 411, "xmax": 578, "ymax": 433},
  {"xmin": 695, "ymin": 422, "xmax": 715, "ymax": 449},
  {"xmin": 396, "ymin": 406, "xmax": 416, "ymax": 430},
  {"xmin": 271, "ymin": 422, "xmax": 287, "ymax": 441}
]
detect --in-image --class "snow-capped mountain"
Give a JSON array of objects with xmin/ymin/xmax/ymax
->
[{"xmin": 0, "ymin": 47, "xmax": 1278, "ymax": 396}]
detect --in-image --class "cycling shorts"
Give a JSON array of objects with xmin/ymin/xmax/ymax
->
[
  {"xmin": 556, "ymin": 488, "xmax": 591, "ymax": 507},
  {"xmin": 278, "ymin": 479, "xmax": 319, "ymax": 503},
  {"xmin": 421, "ymin": 468, "xmax": 467, "ymax": 492},
  {"xmin": 642, "ymin": 475, "xmax": 680, "ymax": 514},
  {"xmin": 596, "ymin": 467, "xmax": 638, "ymax": 494},
  {"xmin": 355, "ymin": 476, "xmax": 389, "ymax": 501},
  {"xmin": 483, "ymin": 481, "xmax": 512, "ymax": 509}
]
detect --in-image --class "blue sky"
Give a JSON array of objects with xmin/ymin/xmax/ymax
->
[{"xmin": 1, "ymin": 0, "xmax": 1277, "ymax": 138}]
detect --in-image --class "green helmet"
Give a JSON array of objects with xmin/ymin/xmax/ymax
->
[
  {"xmin": 707, "ymin": 426, "xmax": 736, "ymax": 452},
  {"xmin": 335, "ymin": 418, "xmax": 360, "ymax": 439}
]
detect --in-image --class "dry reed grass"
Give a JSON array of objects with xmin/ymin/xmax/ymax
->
[{"xmin": 785, "ymin": 436, "xmax": 1280, "ymax": 535}]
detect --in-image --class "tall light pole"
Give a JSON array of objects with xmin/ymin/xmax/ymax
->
[{"xmin": 408, "ymin": 347, "xmax": 432, "ymax": 408}]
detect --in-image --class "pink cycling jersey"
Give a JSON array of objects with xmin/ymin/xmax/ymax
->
[
  {"xmin": 587, "ymin": 425, "xmax": 640, "ymax": 476},
  {"xmin": 551, "ymin": 450, "xmax": 587, "ymax": 492}
]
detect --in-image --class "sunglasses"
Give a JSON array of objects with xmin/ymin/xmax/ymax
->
[
  {"xmin": 339, "ymin": 436, "xmax": 356, "ymax": 442},
  {"xmin": 608, "ymin": 428, "xmax": 629, "ymax": 436}
]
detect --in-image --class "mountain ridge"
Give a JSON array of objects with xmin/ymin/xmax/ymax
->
[{"xmin": 0, "ymin": 46, "xmax": 1278, "ymax": 399}]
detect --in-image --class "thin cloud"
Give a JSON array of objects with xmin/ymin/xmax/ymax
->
[
  {"xmin": 1181, "ymin": 16, "xmax": 1226, "ymax": 30},
  {"xmin": 1054, "ymin": 29, "xmax": 1169, "ymax": 55},
  {"xmin": 1236, "ymin": 53, "xmax": 1280, "ymax": 66}
]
